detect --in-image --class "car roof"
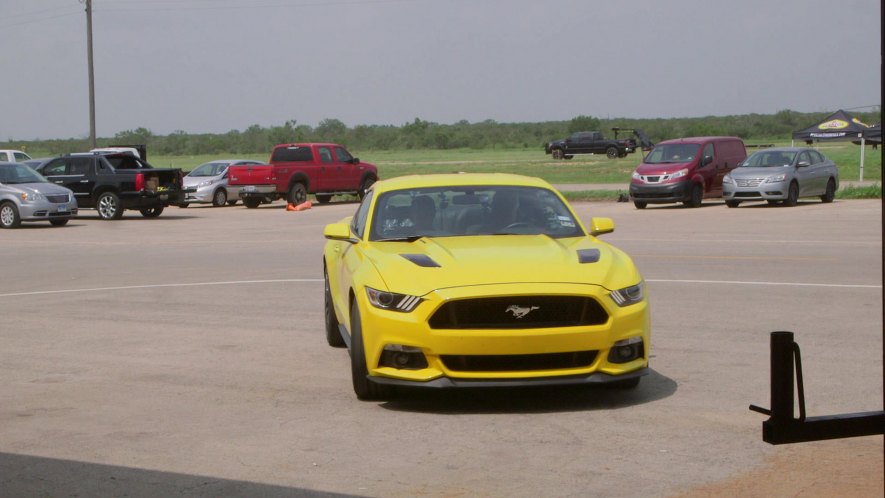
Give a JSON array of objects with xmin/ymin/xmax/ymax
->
[
  {"xmin": 371, "ymin": 173, "xmax": 555, "ymax": 194},
  {"xmin": 656, "ymin": 136, "xmax": 742, "ymax": 145},
  {"xmin": 748, "ymin": 147, "xmax": 806, "ymax": 153}
]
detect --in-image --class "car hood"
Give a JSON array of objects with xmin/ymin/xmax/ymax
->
[
  {"xmin": 364, "ymin": 235, "xmax": 641, "ymax": 295},
  {"xmin": 728, "ymin": 166, "xmax": 791, "ymax": 178},
  {"xmin": 634, "ymin": 161, "xmax": 694, "ymax": 175},
  {"xmin": 2, "ymin": 182, "xmax": 73, "ymax": 196}
]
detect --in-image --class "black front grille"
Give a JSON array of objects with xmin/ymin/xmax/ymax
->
[
  {"xmin": 429, "ymin": 296, "xmax": 608, "ymax": 329},
  {"xmin": 46, "ymin": 195, "xmax": 70, "ymax": 203},
  {"xmin": 632, "ymin": 192, "xmax": 673, "ymax": 199},
  {"xmin": 441, "ymin": 351, "xmax": 598, "ymax": 372}
]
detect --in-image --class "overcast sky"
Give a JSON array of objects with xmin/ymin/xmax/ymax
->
[{"xmin": 2, "ymin": 0, "xmax": 881, "ymax": 140}]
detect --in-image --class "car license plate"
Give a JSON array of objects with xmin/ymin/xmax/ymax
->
[
  {"xmin": 57, "ymin": 204, "xmax": 68, "ymax": 212},
  {"xmin": 243, "ymin": 185, "xmax": 257, "ymax": 192}
]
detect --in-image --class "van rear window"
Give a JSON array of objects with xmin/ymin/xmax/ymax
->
[{"xmin": 271, "ymin": 146, "xmax": 313, "ymax": 162}]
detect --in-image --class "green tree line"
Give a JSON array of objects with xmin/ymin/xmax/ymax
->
[{"xmin": 6, "ymin": 110, "xmax": 880, "ymax": 157}]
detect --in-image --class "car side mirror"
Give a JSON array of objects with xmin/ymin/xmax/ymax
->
[
  {"xmin": 702, "ymin": 155, "xmax": 713, "ymax": 167},
  {"xmin": 324, "ymin": 222, "xmax": 357, "ymax": 243},
  {"xmin": 352, "ymin": 158, "xmax": 360, "ymax": 165},
  {"xmin": 588, "ymin": 217, "xmax": 615, "ymax": 236}
]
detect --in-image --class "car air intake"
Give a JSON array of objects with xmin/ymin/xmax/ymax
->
[
  {"xmin": 428, "ymin": 296, "xmax": 608, "ymax": 329},
  {"xmin": 441, "ymin": 351, "xmax": 598, "ymax": 372}
]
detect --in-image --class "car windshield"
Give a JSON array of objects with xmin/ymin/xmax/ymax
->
[
  {"xmin": 643, "ymin": 144, "xmax": 700, "ymax": 164},
  {"xmin": 740, "ymin": 150, "xmax": 797, "ymax": 168},
  {"xmin": 369, "ymin": 185, "xmax": 584, "ymax": 241},
  {"xmin": 189, "ymin": 162, "xmax": 229, "ymax": 176},
  {"xmin": 0, "ymin": 163, "xmax": 49, "ymax": 184}
]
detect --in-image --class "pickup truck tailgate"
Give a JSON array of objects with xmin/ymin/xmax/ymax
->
[{"xmin": 228, "ymin": 164, "xmax": 273, "ymax": 186}]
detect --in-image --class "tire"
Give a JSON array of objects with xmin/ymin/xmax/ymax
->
[
  {"xmin": 316, "ymin": 194, "xmax": 333, "ymax": 204},
  {"xmin": 633, "ymin": 201, "xmax": 647, "ymax": 209},
  {"xmin": 606, "ymin": 147, "xmax": 619, "ymax": 159},
  {"xmin": 683, "ymin": 183, "xmax": 703, "ymax": 208},
  {"xmin": 350, "ymin": 303, "xmax": 392, "ymax": 400},
  {"xmin": 49, "ymin": 219, "xmax": 69, "ymax": 226},
  {"xmin": 97, "ymin": 192, "xmax": 124, "ymax": 220},
  {"xmin": 767, "ymin": 200, "xmax": 781, "ymax": 206},
  {"xmin": 563, "ymin": 155, "xmax": 574, "ymax": 160},
  {"xmin": 551, "ymin": 149, "xmax": 563, "ymax": 160},
  {"xmin": 358, "ymin": 177, "xmax": 375, "ymax": 200},
  {"xmin": 784, "ymin": 182, "xmax": 799, "ymax": 207},
  {"xmin": 227, "ymin": 200, "xmax": 238, "ymax": 206},
  {"xmin": 287, "ymin": 182, "xmax": 307, "ymax": 205},
  {"xmin": 178, "ymin": 203, "xmax": 189, "ymax": 208},
  {"xmin": 212, "ymin": 189, "xmax": 228, "ymax": 207},
  {"xmin": 0, "ymin": 201, "xmax": 22, "ymax": 228},
  {"xmin": 725, "ymin": 200, "xmax": 741, "ymax": 208},
  {"xmin": 324, "ymin": 268, "xmax": 345, "ymax": 348},
  {"xmin": 820, "ymin": 178, "xmax": 836, "ymax": 203},
  {"xmin": 243, "ymin": 197, "xmax": 262, "ymax": 209},
  {"xmin": 139, "ymin": 206, "xmax": 164, "ymax": 218}
]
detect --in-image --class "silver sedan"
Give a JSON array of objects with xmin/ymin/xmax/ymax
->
[
  {"xmin": 722, "ymin": 147, "xmax": 839, "ymax": 207},
  {"xmin": 180, "ymin": 159, "xmax": 263, "ymax": 207},
  {"xmin": 0, "ymin": 161, "xmax": 77, "ymax": 228}
]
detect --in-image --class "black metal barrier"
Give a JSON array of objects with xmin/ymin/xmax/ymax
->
[{"xmin": 749, "ymin": 331, "xmax": 885, "ymax": 444}]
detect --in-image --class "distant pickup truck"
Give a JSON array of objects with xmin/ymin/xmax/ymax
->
[
  {"xmin": 227, "ymin": 143, "xmax": 378, "ymax": 208},
  {"xmin": 34, "ymin": 150, "xmax": 187, "ymax": 219},
  {"xmin": 545, "ymin": 128, "xmax": 653, "ymax": 160}
]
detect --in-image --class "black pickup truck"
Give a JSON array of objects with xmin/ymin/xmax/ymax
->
[
  {"xmin": 545, "ymin": 128, "xmax": 654, "ymax": 160},
  {"xmin": 33, "ymin": 151, "xmax": 187, "ymax": 219}
]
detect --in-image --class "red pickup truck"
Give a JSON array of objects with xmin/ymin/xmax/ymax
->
[{"xmin": 227, "ymin": 143, "xmax": 378, "ymax": 208}]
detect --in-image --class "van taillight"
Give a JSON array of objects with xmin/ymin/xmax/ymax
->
[{"xmin": 135, "ymin": 172, "xmax": 144, "ymax": 191}]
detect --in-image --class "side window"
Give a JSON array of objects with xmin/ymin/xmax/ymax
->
[
  {"xmin": 69, "ymin": 158, "xmax": 92, "ymax": 175},
  {"xmin": 351, "ymin": 190, "xmax": 373, "ymax": 238},
  {"xmin": 43, "ymin": 159, "xmax": 68, "ymax": 176},
  {"xmin": 318, "ymin": 147, "xmax": 333, "ymax": 164},
  {"xmin": 97, "ymin": 158, "xmax": 112, "ymax": 172},
  {"xmin": 703, "ymin": 143, "xmax": 715, "ymax": 161},
  {"xmin": 798, "ymin": 151, "xmax": 811, "ymax": 165},
  {"xmin": 334, "ymin": 147, "xmax": 353, "ymax": 163},
  {"xmin": 809, "ymin": 150, "xmax": 823, "ymax": 164},
  {"xmin": 13, "ymin": 152, "xmax": 30, "ymax": 162}
]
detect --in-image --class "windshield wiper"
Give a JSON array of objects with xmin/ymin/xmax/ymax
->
[{"xmin": 375, "ymin": 235, "xmax": 425, "ymax": 242}]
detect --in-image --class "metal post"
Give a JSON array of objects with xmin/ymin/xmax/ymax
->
[{"xmin": 85, "ymin": 0, "xmax": 96, "ymax": 149}]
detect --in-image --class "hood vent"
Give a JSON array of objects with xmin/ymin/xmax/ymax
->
[
  {"xmin": 577, "ymin": 249, "xmax": 601, "ymax": 264},
  {"xmin": 401, "ymin": 254, "xmax": 441, "ymax": 268}
]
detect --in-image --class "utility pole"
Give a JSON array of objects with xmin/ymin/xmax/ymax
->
[{"xmin": 84, "ymin": 0, "xmax": 96, "ymax": 148}]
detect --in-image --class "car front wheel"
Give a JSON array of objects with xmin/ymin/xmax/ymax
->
[
  {"xmin": 784, "ymin": 182, "xmax": 799, "ymax": 206},
  {"xmin": 97, "ymin": 192, "xmax": 124, "ymax": 220},
  {"xmin": 350, "ymin": 303, "xmax": 392, "ymax": 400},
  {"xmin": 606, "ymin": 147, "xmax": 619, "ymax": 159},
  {"xmin": 212, "ymin": 189, "xmax": 228, "ymax": 207},
  {"xmin": 683, "ymin": 184, "xmax": 703, "ymax": 208},
  {"xmin": 821, "ymin": 178, "xmax": 836, "ymax": 203},
  {"xmin": 0, "ymin": 201, "xmax": 21, "ymax": 228},
  {"xmin": 726, "ymin": 200, "xmax": 740, "ymax": 208}
]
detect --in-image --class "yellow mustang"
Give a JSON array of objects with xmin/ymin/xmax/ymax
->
[{"xmin": 323, "ymin": 174, "xmax": 650, "ymax": 399}]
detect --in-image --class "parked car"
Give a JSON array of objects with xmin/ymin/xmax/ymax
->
[
  {"xmin": 629, "ymin": 136, "xmax": 747, "ymax": 208},
  {"xmin": 23, "ymin": 157, "xmax": 54, "ymax": 171},
  {"xmin": 323, "ymin": 173, "xmax": 650, "ymax": 400},
  {"xmin": 0, "ymin": 149, "xmax": 32, "ymax": 163},
  {"xmin": 722, "ymin": 147, "xmax": 839, "ymax": 207},
  {"xmin": 0, "ymin": 161, "xmax": 77, "ymax": 228},
  {"xmin": 180, "ymin": 159, "xmax": 264, "ymax": 207}
]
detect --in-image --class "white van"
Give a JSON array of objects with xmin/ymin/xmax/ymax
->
[{"xmin": 0, "ymin": 150, "xmax": 33, "ymax": 162}]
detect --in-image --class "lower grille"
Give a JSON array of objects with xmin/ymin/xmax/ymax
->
[
  {"xmin": 429, "ymin": 296, "xmax": 608, "ymax": 329},
  {"xmin": 441, "ymin": 351, "xmax": 598, "ymax": 372}
]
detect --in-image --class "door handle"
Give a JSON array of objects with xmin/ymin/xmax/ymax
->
[{"xmin": 80, "ymin": 180, "xmax": 90, "ymax": 183}]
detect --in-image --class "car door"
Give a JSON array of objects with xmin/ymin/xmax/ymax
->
[
  {"xmin": 700, "ymin": 142, "xmax": 722, "ymax": 195},
  {"xmin": 40, "ymin": 157, "xmax": 97, "ymax": 207},
  {"xmin": 794, "ymin": 150, "xmax": 815, "ymax": 196},
  {"xmin": 333, "ymin": 146, "xmax": 363, "ymax": 191}
]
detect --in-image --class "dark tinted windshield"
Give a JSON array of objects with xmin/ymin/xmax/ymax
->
[
  {"xmin": 189, "ymin": 162, "xmax": 230, "ymax": 176},
  {"xmin": 0, "ymin": 163, "xmax": 48, "ymax": 184},
  {"xmin": 644, "ymin": 144, "xmax": 700, "ymax": 164},
  {"xmin": 369, "ymin": 185, "xmax": 584, "ymax": 241}
]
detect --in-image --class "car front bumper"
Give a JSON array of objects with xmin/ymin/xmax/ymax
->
[
  {"xmin": 19, "ymin": 199, "xmax": 78, "ymax": 221},
  {"xmin": 352, "ymin": 282, "xmax": 651, "ymax": 388},
  {"xmin": 723, "ymin": 181, "xmax": 787, "ymax": 201},
  {"xmin": 629, "ymin": 180, "xmax": 692, "ymax": 204}
]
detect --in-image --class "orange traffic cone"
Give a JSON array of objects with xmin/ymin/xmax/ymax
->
[
  {"xmin": 295, "ymin": 201, "xmax": 312, "ymax": 211},
  {"xmin": 286, "ymin": 203, "xmax": 297, "ymax": 211}
]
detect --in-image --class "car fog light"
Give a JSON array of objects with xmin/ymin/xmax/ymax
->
[
  {"xmin": 380, "ymin": 345, "xmax": 428, "ymax": 370},
  {"xmin": 608, "ymin": 337, "xmax": 643, "ymax": 364}
]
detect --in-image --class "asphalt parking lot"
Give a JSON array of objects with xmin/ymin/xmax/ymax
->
[{"xmin": 1, "ymin": 197, "xmax": 882, "ymax": 497}]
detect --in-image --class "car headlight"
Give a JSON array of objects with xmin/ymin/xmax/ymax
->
[
  {"xmin": 198, "ymin": 179, "xmax": 215, "ymax": 187},
  {"xmin": 667, "ymin": 168, "xmax": 689, "ymax": 179},
  {"xmin": 610, "ymin": 281, "xmax": 645, "ymax": 307},
  {"xmin": 764, "ymin": 174, "xmax": 786, "ymax": 183},
  {"xmin": 365, "ymin": 287, "xmax": 423, "ymax": 312},
  {"xmin": 631, "ymin": 171, "xmax": 641, "ymax": 180},
  {"xmin": 20, "ymin": 192, "xmax": 46, "ymax": 202},
  {"xmin": 722, "ymin": 175, "xmax": 733, "ymax": 185}
]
